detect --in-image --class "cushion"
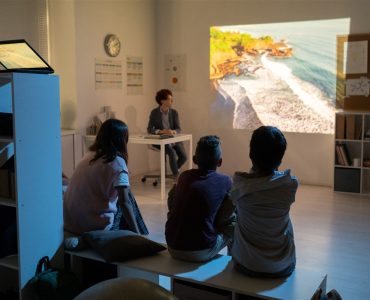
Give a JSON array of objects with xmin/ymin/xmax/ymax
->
[{"xmin": 83, "ymin": 230, "xmax": 166, "ymax": 262}]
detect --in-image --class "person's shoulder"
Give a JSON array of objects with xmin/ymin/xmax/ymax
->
[
  {"xmin": 170, "ymin": 108, "xmax": 179, "ymax": 115},
  {"xmin": 214, "ymin": 171, "xmax": 232, "ymax": 182},
  {"xmin": 150, "ymin": 107, "xmax": 160, "ymax": 114},
  {"xmin": 278, "ymin": 169, "xmax": 298, "ymax": 181},
  {"xmin": 110, "ymin": 156, "xmax": 128, "ymax": 172},
  {"xmin": 233, "ymin": 171, "xmax": 256, "ymax": 180}
]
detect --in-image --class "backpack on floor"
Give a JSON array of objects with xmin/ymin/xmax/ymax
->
[{"xmin": 23, "ymin": 256, "xmax": 81, "ymax": 300}]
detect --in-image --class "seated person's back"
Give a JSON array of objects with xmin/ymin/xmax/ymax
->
[
  {"xmin": 165, "ymin": 136, "xmax": 235, "ymax": 262},
  {"xmin": 63, "ymin": 119, "xmax": 148, "ymax": 236},
  {"xmin": 231, "ymin": 126, "xmax": 298, "ymax": 278}
]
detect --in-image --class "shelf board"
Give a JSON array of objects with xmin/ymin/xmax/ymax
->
[
  {"xmin": 335, "ymin": 138, "xmax": 362, "ymax": 142},
  {"xmin": 0, "ymin": 136, "xmax": 13, "ymax": 143},
  {"xmin": 334, "ymin": 165, "xmax": 359, "ymax": 169},
  {"xmin": 0, "ymin": 197, "xmax": 16, "ymax": 207},
  {"xmin": 0, "ymin": 254, "xmax": 19, "ymax": 270}
]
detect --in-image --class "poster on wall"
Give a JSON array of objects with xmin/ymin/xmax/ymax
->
[
  {"xmin": 126, "ymin": 56, "xmax": 143, "ymax": 95},
  {"xmin": 95, "ymin": 58, "xmax": 122, "ymax": 89},
  {"xmin": 343, "ymin": 41, "xmax": 368, "ymax": 74},
  {"xmin": 164, "ymin": 54, "xmax": 186, "ymax": 91}
]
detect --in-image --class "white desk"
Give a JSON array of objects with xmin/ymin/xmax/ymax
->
[
  {"xmin": 129, "ymin": 134, "xmax": 193, "ymax": 201},
  {"xmin": 84, "ymin": 134, "xmax": 193, "ymax": 201}
]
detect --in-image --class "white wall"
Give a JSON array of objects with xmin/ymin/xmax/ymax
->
[
  {"xmin": 4, "ymin": 0, "xmax": 370, "ymax": 184},
  {"xmin": 0, "ymin": 0, "xmax": 41, "ymax": 51},
  {"xmin": 49, "ymin": 0, "xmax": 78, "ymax": 129},
  {"xmin": 49, "ymin": 0, "xmax": 158, "ymax": 175},
  {"xmin": 155, "ymin": 0, "xmax": 370, "ymax": 186}
]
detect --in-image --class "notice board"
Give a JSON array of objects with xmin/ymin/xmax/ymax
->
[{"xmin": 336, "ymin": 33, "xmax": 370, "ymax": 110}]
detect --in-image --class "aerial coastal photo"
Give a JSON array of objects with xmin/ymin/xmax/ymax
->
[{"xmin": 210, "ymin": 19, "xmax": 349, "ymax": 134}]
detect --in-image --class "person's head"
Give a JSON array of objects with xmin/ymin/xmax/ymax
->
[
  {"xmin": 89, "ymin": 119, "xmax": 129, "ymax": 164},
  {"xmin": 193, "ymin": 135, "xmax": 222, "ymax": 171},
  {"xmin": 249, "ymin": 126, "xmax": 286, "ymax": 175},
  {"xmin": 155, "ymin": 89, "xmax": 173, "ymax": 109}
]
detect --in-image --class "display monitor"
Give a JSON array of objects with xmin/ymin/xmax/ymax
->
[{"xmin": 0, "ymin": 39, "xmax": 53, "ymax": 74}]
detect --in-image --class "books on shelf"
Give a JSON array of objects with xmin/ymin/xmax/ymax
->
[
  {"xmin": 336, "ymin": 114, "xmax": 362, "ymax": 140},
  {"xmin": 355, "ymin": 121, "xmax": 362, "ymax": 140},
  {"xmin": 363, "ymin": 159, "xmax": 370, "ymax": 168},
  {"xmin": 335, "ymin": 114, "xmax": 345, "ymax": 139},
  {"xmin": 345, "ymin": 115, "xmax": 356, "ymax": 140},
  {"xmin": 335, "ymin": 143, "xmax": 351, "ymax": 166}
]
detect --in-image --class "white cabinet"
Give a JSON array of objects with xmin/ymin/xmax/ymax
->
[
  {"xmin": 334, "ymin": 111, "xmax": 370, "ymax": 194},
  {"xmin": 62, "ymin": 130, "xmax": 82, "ymax": 178},
  {"xmin": 0, "ymin": 73, "xmax": 63, "ymax": 298}
]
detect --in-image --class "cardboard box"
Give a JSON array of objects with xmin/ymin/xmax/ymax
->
[{"xmin": 173, "ymin": 279, "xmax": 232, "ymax": 300}]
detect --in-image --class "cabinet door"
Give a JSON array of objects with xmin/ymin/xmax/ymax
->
[{"xmin": 62, "ymin": 134, "xmax": 74, "ymax": 178}]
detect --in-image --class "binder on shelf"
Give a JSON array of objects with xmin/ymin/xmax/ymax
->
[
  {"xmin": 335, "ymin": 144, "xmax": 345, "ymax": 165},
  {"xmin": 355, "ymin": 122, "xmax": 362, "ymax": 140},
  {"xmin": 335, "ymin": 114, "xmax": 345, "ymax": 139},
  {"xmin": 339, "ymin": 143, "xmax": 351, "ymax": 166},
  {"xmin": 345, "ymin": 115, "xmax": 356, "ymax": 139}
]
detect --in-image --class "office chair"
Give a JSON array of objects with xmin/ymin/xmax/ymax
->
[{"xmin": 141, "ymin": 145, "xmax": 173, "ymax": 186}]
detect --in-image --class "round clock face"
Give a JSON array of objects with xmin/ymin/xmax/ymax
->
[{"xmin": 104, "ymin": 34, "xmax": 121, "ymax": 57}]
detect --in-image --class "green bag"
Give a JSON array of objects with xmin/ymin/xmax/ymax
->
[{"xmin": 24, "ymin": 256, "xmax": 81, "ymax": 300}]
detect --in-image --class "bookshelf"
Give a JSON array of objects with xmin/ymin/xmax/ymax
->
[
  {"xmin": 334, "ymin": 111, "xmax": 370, "ymax": 194},
  {"xmin": 0, "ymin": 73, "xmax": 63, "ymax": 298}
]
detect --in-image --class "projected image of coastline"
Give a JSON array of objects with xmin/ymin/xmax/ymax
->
[{"xmin": 210, "ymin": 19, "xmax": 349, "ymax": 133}]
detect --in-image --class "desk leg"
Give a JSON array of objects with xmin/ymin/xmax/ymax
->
[{"xmin": 161, "ymin": 144, "xmax": 166, "ymax": 201}]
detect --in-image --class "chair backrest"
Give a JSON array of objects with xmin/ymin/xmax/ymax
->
[{"xmin": 75, "ymin": 278, "xmax": 178, "ymax": 300}]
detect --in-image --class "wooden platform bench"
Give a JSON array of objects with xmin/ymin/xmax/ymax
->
[{"xmin": 66, "ymin": 249, "xmax": 326, "ymax": 300}]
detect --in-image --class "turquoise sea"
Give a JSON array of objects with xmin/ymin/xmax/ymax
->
[{"xmin": 215, "ymin": 19, "xmax": 350, "ymax": 133}]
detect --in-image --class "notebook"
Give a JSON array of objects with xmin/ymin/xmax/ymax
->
[{"xmin": 0, "ymin": 39, "xmax": 54, "ymax": 74}]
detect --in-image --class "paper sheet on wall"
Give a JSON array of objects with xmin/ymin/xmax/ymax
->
[
  {"xmin": 95, "ymin": 58, "xmax": 122, "ymax": 89},
  {"xmin": 126, "ymin": 56, "xmax": 143, "ymax": 95},
  {"xmin": 345, "ymin": 76, "xmax": 370, "ymax": 97},
  {"xmin": 164, "ymin": 54, "xmax": 186, "ymax": 91},
  {"xmin": 343, "ymin": 41, "xmax": 368, "ymax": 74}
]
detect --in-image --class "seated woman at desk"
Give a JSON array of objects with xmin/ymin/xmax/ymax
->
[
  {"xmin": 63, "ymin": 119, "xmax": 148, "ymax": 236},
  {"xmin": 147, "ymin": 89, "xmax": 187, "ymax": 177}
]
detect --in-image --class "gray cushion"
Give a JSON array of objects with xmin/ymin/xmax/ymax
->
[{"xmin": 83, "ymin": 230, "xmax": 166, "ymax": 262}]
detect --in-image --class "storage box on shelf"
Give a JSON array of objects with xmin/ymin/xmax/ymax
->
[
  {"xmin": 334, "ymin": 111, "xmax": 370, "ymax": 194},
  {"xmin": 0, "ymin": 73, "xmax": 63, "ymax": 298}
]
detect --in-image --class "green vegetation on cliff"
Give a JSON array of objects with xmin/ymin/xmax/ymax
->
[{"xmin": 210, "ymin": 27, "xmax": 274, "ymax": 56}]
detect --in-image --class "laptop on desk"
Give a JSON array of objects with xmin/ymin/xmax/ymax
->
[
  {"xmin": 0, "ymin": 39, "xmax": 54, "ymax": 74},
  {"xmin": 144, "ymin": 134, "xmax": 175, "ymax": 139}
]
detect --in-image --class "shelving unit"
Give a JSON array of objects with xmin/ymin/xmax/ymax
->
[
  {"xmin": 334, "ymin": 111, "xmax": 370, "ymax": 194},
  {"xmin": 0, "ymin": 72, "xmax": 63, "ymax": 298}
]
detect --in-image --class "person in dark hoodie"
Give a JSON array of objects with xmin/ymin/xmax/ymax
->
[
  {"xmin": 165, "ymin": 135, "xmax": 235, "ymax": 262},
  {"xmin": 231, "ymin": 126, "xmax": 298, "ymax": 278}
]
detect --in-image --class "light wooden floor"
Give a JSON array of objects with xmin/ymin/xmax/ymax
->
[{"xmin": 131, "ymin": 176, "xmax": 370, "ymax": 299}]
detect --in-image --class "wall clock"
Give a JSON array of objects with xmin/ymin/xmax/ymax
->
[{"xmin": 104, "ymin": 34, "xmax": 121, "ymax": 57}]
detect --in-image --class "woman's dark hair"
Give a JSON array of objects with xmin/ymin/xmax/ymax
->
[
  {"xmin": 89, "ymin": 119, "xmax": 129, "ymax": 164},
  {"xmin": 249, "ymin": 126, "xmax": 286, "ymax": 174},
  {"xmin": 155, "ymin": 89, "xmax": 172, "ymax": 105},
  {"xmin": 195, "ymin": 135, "xmax": 222, "ymax": 170}
]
